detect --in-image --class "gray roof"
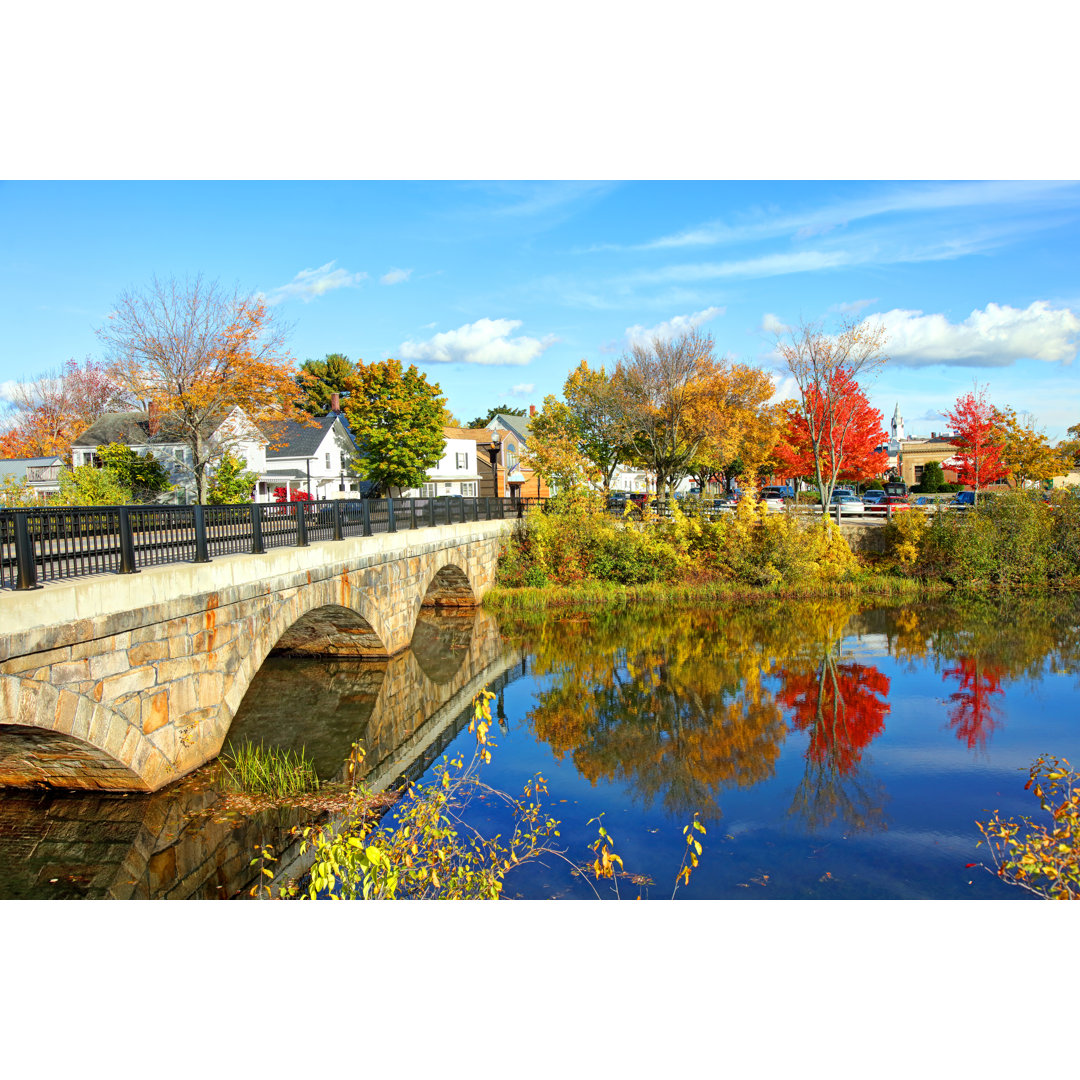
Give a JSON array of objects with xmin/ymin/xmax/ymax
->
[
  {"xmin": 488, "ymin": 412, "xmax": 532, "ymax": 443},
  {"xmin": 71, "ymin": 410, "xmax": 226, "ymax": 448},
  {"xmin": 0, "ymin": 456, "xmax": 63, "ymax": 478},
  {"xmin": 265, "ymin": 413, "xmax": 355, "ymax": 459}
]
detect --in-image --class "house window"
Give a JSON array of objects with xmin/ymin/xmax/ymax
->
[
  {"xmin": 455, "ymin": 452, "xmax": 468, "ymax": 469},
  {"xmin": 444, "ymin": 483, "xmax": 453, "ymax": 493},
  {"xmin": 420, "ymin": 483, "xmax": 436, "ymax": 497},
  {"xmin": 914, "ymin": 465, "xmax": 924, "ymax": 481},
  {"xmin": 461, "ymin": 482, "xmax": 476, "ymax": 497},
  {"xmin": 325, "ymin": 452, "xmax": 331, "ymax": 469}
]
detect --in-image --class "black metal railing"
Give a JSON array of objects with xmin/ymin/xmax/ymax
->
[{"xmin": 0, "ymin": 495, "xmax": 541, "ymax": 591}]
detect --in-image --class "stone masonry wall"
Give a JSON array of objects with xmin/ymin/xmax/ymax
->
[{"xmin": 0, "ymin": 518, "xmax": 514, "ymax": 792}]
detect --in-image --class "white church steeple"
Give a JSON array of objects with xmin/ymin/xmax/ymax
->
[{"xmin": 890, "ymin": 402, "xmax": 905, "ymax": 442}]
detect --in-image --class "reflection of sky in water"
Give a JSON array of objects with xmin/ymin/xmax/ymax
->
[{"xmin": 419, "ymin": 598, "xmax": 1080, "ymax": 900}]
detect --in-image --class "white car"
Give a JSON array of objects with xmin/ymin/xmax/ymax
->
[{"xmin": 829, "ymin": 491, "xmax": 865, "ymax": 515}]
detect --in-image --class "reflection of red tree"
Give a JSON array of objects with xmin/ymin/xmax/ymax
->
[
  {"xmin": 776, "ymin": 661, "xmax": 890, "ymax": 775},
  {"xmin": 943, "ymin": 656, "xmax": 1005, "ymax": 750}
]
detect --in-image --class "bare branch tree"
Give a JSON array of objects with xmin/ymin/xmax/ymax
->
[{"xmin": 96, "ymin": 275, "xmax": 299, "ymax": 502}]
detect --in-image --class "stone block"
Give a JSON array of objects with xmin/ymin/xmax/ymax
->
[
  {"xmin": 50, "ymin": 659, "xmax": 92, "ymax": 685},
  {"xmin": 98, "ymin": 667, "xmax": 156, "ymax": 702},
  {"xmin": 128, "ymin": 640, "xmax": 169, "ymax": 666},
  {"xmin": 89, "ymin": 651, "xmax": 130, "ymax": 681},
  {"xmin": 52, "ymin": 690, "xmax": 80, "ymax": 734},
  {"xmin": 142, "ymin": 690, "xmax": 170, "ymax": 734}
]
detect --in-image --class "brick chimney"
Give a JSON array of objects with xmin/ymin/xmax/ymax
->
[
  {"xmin": 148, "ymin": 400, "xmax": 160, "ymax": 437},
  {"xmin": 529, "ymin": 404, "xmax": 536, "ymax": 417},
  {"xmin": 330, "ymin": 392, "xmax": 340, "ymax": 414}
]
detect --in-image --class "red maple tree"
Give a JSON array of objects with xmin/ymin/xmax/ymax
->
[
  {"xmin": 943, "ymin": 385, "xmax": 1009, "ymax": 499},
  {"xmin": 772, "ymin": 368, "xmax": 888, "ymax": 493}
]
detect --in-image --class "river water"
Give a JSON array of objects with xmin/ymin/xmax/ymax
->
[{"xmin": 2, "ymin": 597, "xmax": 1078, "ymax": 899}]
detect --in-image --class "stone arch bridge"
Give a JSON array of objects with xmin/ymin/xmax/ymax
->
[{"xmin": 0, "ymin": 517, "xmax": 515, "ymax": 793}]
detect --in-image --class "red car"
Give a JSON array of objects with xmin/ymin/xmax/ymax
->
[{"xmin": 868, "ymin": 495, "xmax": 912, "ymax": 514}]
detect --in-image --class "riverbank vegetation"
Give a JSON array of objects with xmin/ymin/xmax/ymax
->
[{"xmin": 488, "ymin": 488, "xmax": 1080, "ymax": 610}]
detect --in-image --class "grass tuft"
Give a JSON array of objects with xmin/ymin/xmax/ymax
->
[{"xmin": 219, "ymin": 741, "xmax": 321, "ymax": 798}]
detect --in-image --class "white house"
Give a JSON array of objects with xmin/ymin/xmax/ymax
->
[
  {"xmin": 399, "ymin": 426, "xmax": 483, "ymax": 498},
  {"xmin": 71, "ymin": 405, "xmax": 269, "ymax": 502},
  {"xmin": 260, "ymin": 412, "xmax": 364, "ymax": 502},
  {"xmin": 0, "ymin": 456, "xmax": 64, "ymax": 501}
]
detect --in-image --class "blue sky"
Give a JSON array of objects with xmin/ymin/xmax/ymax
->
[{"xmin": 2, "ymin": 179, "xmax": 1078, "ymax": 439}]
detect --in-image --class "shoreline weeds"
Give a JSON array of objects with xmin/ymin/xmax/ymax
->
[{"xmin": 482, "ymin": 576, "xmax": 950, "ymax": 615}]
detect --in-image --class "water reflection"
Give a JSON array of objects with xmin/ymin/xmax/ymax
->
[
  {"xmin": 0, "ymin": 609, "xmax": 521, "ymax": 899},
  {"xmin": 503, "ymin": 594, "xmax": 1080, "ymax": 834}
]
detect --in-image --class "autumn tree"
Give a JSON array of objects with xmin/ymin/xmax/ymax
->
[
  {"xmin": 295, "ymin": 353, "xmax": 355, "ymax": 415},
  {"xmin": 685, "ymin": 363, "xmax": 783, "ymax": 493},
  {"xmin": 771, "ymin": 369, "xmax": 888, "ymax": 503},
  {"xmin": 343, "ymin": 359, "xmax": 446, "ymax": 496},
  {"xmin": 527, "ymin": 362, "xmax": 635, "ymax": 490},
  {"xmin": 96, "ymin": 275, "xmax": 301, "ymax": 503},
  {"xmin": 774, "ymin": 320, "xmax": 888, "ymax": 507},
  {"xmin": 943, "ymin": 385, "xmax": 1010, "ymax": 502},
  {"xmin": 1059, "ymin": 422, "xmax": 1080, "ymax": 468},
  {"xmin": 992, "ymin": 407, "xmax": 1066, "ymax": 489},
  {"xmin": 523, "ymin": 395, "xmax": 602, "ymax": 491},
  {"xmin": 0, "ymin": 357, "xmax": 123, "ymax": 459},
  {"xmin": 94, "ymin": 443, "xmax": 172, "ymax": 501},
  {"xmin": 612, "ymin": 330, "xmax": 780, "ymax": 497}
]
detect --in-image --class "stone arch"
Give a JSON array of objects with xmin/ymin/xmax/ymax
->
[
  {"xmin": 216, "ymin": 573, "xmax": 396, "ymax": 767},
  {"xmin": 270, "ymin": 603, "xmax": 388, "ymax": 658},
  {"xmin": 419, "ymin": 553, "xmax": 479, "ymax": 609},
  {"xmin": 0, "ymin": 676, "xmax": 171, "ymax": 791}
]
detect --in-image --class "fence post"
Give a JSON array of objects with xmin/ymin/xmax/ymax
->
[
  {"xmin": 485, "ymin": 496, "xmax": 491, "ymax": 520},
  {"xmin": 410, "ymin": 499, "xmax": 418, "ymax": 531},
  {"xmin": 834, "ymin": 503, "xmax": 841, "ymax": 527},
  {"xmin": 331, "ymin": 500, "xmax": 344, "ymax": 541},
  {"xmin": 250, "ymin": 504, "xmax": 266, "ymax": 554},
  {"xmin": 295, "ymin": 503, "xmax": 309, "ymax": 547},
  {"xmin": 361, "ymin": 499, "xmax": 373, "ymax": 536},
  {"xmin": 887, "ymin": 504, "xmax": 893, "ymax": 524},
  {"xmin": 387, "ymin": 498, "xmax": 397, "ymax": 533},
  {"xmin": 13, "ymin": 512, "xmax": 40, "ymax": 590},
  {"xmin": 191, "ymin": 504, "xmax": 210, "ymax": 563},
  {"xmin": 115, "ymin": 507, "xmax": 139, "ymax": 574}
]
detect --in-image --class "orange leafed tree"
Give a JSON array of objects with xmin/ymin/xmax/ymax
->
[
  {"xmin": 96, "ymin": 275, "xmax": 303, "ymax": 502},
  {"xmin": 0, "ymin": 357, "xmax": 121, "ymax": 460},
  {"xmin": 772, "ymin": 368, "xmax": 888, "ymax": 492}
]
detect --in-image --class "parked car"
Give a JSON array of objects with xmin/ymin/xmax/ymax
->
[
  {"xmin": 863, "ymin": 490, "xmax": 886, "ymax": 505},
  {"xmin": 761, "ymin": 485, "xmax": 795, "ymax": 500},
  {"xmin": 867, "ymin": 495, "xmax": 911, "ymax": 514},
  {"xmin": 830, "ymin": 490, "xmax": 865, "ymax": 515}
]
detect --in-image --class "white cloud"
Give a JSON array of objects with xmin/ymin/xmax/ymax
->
[
  {"xmin": 759, "ymin": 313, "xmax": 790, "ymax": 336},
  {"xmin": 509, "ymin": 383, "xmax": 535, "ymax": 397},
  {"xmin": 622, "ymin": 181, "xmax": 1080, "ymax": 252},
  {"xmin": 398, "ymin": 318, "xmax": 556, "ymax": 367},
  {"xmin": 829, "ymin": 298, "xmax": 878, "ymax": 316},
  {"xmin": 625, "ymin": 306, "xmax": 724, "ymax": 346},
  {"xmin": 863, "ymin": 302, "xmax": 1080, "ymax": 368},
  {"xmin": 768, "ymin": 373, "xmax": 799, "ymax": 405},
  {"xmin": 380, "ymin": 268, "xmax": 412, "ymax": 285},
  {"xmin": 263, "ymin": 261, "xmax": 367, "ymax": 305},
  {"xmin": 0, "ymin": 379, "xmax": 22, "ymax": 405}
]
